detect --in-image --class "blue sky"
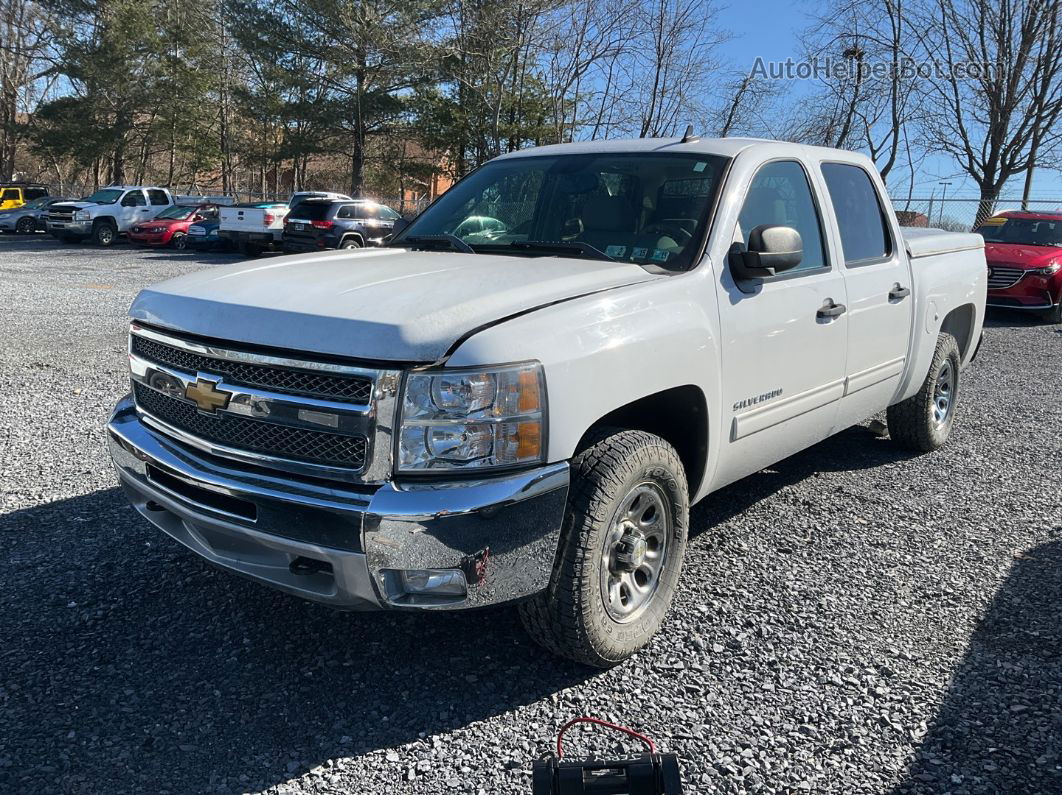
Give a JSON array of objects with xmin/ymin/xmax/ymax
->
[{"xmin": 717, "ymin": 0, "xmax": 1062, "ymax": 205}]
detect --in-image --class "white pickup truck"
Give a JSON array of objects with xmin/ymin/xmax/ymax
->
[
  {"xmin": 218, "ymin": 191, "xmax": 352, "ymax": 256},
  {"xmin": 47, "ymin": 186, "xmax": 175, "ymax": 246},
  {"xmin": 107, "ymin": 138, "xmax": 986, "ymax": 666}
]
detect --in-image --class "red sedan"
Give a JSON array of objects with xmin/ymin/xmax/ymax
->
[
  {"xmin": 975, "ymin": 210, "xmax": 1062, "ymax": 323},
  {"xmin": 128, "ymin": 203, "xmax": 221, "ymax": 249}
]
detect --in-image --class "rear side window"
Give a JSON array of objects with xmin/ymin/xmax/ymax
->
[
  {"xmin": 148, "ymin": 189, "xmax": 170, "ymax": 205},
  {"xmin": 820, "ymin": 163, "xmax": 892, "ymax": 264},
  {"xmin": 26, "ymin": 187, "xmax": 48, "ymax": 200}
]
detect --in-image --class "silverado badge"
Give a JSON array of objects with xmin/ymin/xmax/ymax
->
[{"xmin": 185, "ymin": 377, "xmax": 232, "ymax": 413}]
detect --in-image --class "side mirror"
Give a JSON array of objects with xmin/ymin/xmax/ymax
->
[{"xmin": 732, "ymin": 224, "xmax": 803, "ymax": 278}]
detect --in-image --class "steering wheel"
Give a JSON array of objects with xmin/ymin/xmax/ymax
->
[{"xmin": 642, "ymin": 221, "xmax": 693, "ymax": 246}]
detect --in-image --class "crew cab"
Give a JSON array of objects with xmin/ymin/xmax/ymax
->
[
  {"xmin": 128, "ymin": 203, "xmax": 223, "ymax": 250},
  {"xmin": 974, "ymin": 209, "xmax": 1062, "ymax": 323},
  {"xmin": 47, "ymin": 186, "xmax": 175, "ymax": 246},
  {"xmin": 282, "ymin": 198, "xmax": 408, "ymax": 252},
  {"xmin": 219, "ymin": 192, "xmax": 352, "ymax": 256},
  {"xmin": 0, "ymin": 182, "xmax": 49, "ymax": 210},
  {"xmin": 107, "ymin": 138, "xmax": 986, "ymax": 667}
]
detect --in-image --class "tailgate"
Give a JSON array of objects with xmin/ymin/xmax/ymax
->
[{"xmin": 220, "ymin": 206, "xmax": 287, "ymax": 232}]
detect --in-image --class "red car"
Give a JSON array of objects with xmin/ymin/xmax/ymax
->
[
  {"xmin": 975, "ymin": 209, "xmax": 1062, "ymax": 323},
  {"xmin": 128, "ymin": 203, "xmax": 221, "ymax": 249}
]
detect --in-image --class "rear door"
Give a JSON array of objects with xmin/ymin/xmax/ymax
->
[
  {"xmin": 818, "ymin": 161, "xmax": 914, "ymax": 427},
  {"xmin": 711, "ymin": 156, "xmax": 849, "ymax": 488}
]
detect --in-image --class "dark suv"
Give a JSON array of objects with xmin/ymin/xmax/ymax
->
[{"xmin": 282, "ymin": 199, "xmax": 407, "ymax": 253}]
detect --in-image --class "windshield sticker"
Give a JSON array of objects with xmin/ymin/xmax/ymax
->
[
  {"xmin": 693, "ymin": 161, "xmax": 707, "ymax": 172},
  {"xmin": 605, "ymin": 244, "xmax": 627, "ymax": 258},
  {"xmin": 632, "ymin": 246, "xmax": 648, "ymax": 260},
  {"xmin": 651, "ymin": 249, "xmax": 671, "ymax": 263}
]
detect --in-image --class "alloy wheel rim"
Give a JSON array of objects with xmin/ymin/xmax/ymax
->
[
  {"xmin": 933, "ymin": 359, "xmax": 954, "ymax": 425},
  {"xmin": 600, "ymin": 482, "xmax": 671, "ymax": 623}
]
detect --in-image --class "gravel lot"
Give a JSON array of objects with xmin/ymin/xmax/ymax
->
[{"xmin": 1, "ymin": 233, "xmax": 1060, "ymax": 794}]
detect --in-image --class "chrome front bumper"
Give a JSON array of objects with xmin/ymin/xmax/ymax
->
[{"xmin": 108, "ymin": 397, "xmax": 569, "ymax": 610}]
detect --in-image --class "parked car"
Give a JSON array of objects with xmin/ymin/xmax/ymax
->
[
  {"xmin": 128, "ymin": 203, "xmax": 222, "ymax": 249},
  {"xmin": 0, "ymin": 182, "xmax": 49, "ymax": 211},
  {"xmin": 0, "ymin": 196, "xmax": 71, "ymax": 234},
  {"xmin": 108, "ymin": 137, "xmax": 986, "ymax": 667},
  {"xmin": 185, "ymin": 218, "xmax": 230, "ymax": 252},
  {"xmin": 47, "ymin": 186, "xmax": 175, "ymax": 246},
  {"xmin": 974, "ymin": 209, "xmax": 1062, "ymax": 323},
  {"xmin": 282, "ymin": 199, "xmax": 408, "ymax": 253},
  {"xmin": 219, "ymin": 192, "xmax": 353, "ymax": 256}
]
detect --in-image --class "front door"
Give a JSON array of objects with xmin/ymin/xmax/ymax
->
[
  {"xmin": 119, "ymin": 189, "xmax": 152, "ymax": 229},
  {"xmin": 711, "ymin": 158, "xmax": 849, "ymax": 489},
  {"xmin": 817, "ymin": 162, "xmax": 914, "ymax": 427}
]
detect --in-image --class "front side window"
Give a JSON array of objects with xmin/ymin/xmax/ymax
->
[
  {"xmin": 121, "ymin": 191, "xmax": 146, "ymax": 207},
  {"xmin": 820, "ymin": 163, "xmax": 891, "ymax": 264},
  {"xmin": 736, "ymin": 160, "xmax": 827, "ymax": 273},
  {"xmin": 0, "ymin": 189, "xmax": 18, "ymax": 202},
  {"xmin": 148, "ymin": 190, "xmax": 170, "ymax": 206},
  {"xmin": 395, "ymin": 152, "xmax": 728, "ymax": 269},
  {"xmin": 25, "ymin": 188, "xmax": 47, "ymax": 200}
]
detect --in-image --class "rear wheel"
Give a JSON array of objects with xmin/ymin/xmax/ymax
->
[
  {"xmin": 238, "ymin": 240, "xmax": 261, "ymax": 257},
  {"xmin": 519, "ymin": 429, "xmax": 689, "ymax": 667},
  {"xmin": 887, "ymin": 332, "xmax": 961, "ymax": 452},
  {"xmin": 92, "ymin": 220, "xmax": 117, "ymax": 247},
  {"xmin": 339, "ymin": 237, "xmax": 362, "ymax": 249},
  {"xmin": 16, "ymin": 216, "xmax": 36, "ymax": 234}
]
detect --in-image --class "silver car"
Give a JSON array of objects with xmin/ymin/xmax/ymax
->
[{"xmin": 0, "ymin": 197, "xmax": 70, "ymax": 234}]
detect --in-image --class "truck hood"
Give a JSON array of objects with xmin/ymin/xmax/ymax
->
[
  {"xmin": 50, "ymin": 201, "xmax": 101, "ymax": 211},
  {"xmin": 985, "ymin": 242, "xmax": 1062, "ymax": 268},
  {"xmin": 130, "ymin": 248, "xmax": 657, "ymax": 362}
]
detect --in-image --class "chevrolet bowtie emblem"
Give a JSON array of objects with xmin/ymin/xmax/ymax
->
[{"xmin": 185, "ymin": 377, "xmax": 232, "ymax": 413}]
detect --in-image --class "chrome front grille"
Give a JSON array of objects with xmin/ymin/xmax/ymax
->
[
  {"xmin": 133, "ymin": 382, "xmax": 368, "ymax": 468},
  {"xmin": 131, "ymin": 334, "xmax": 373, "ymax": 404},
  {"xmin": 128, "ymin": 324, "xmax": 396, "ymax": 482},
  {"xmin": 987, "ymin": 266, "xmax": 1026, "ymax": 289}
]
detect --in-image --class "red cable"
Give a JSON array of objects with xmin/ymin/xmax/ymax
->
[{"xmin": 555, "ymin": 716, "xmax": 656, "ymax": 758}]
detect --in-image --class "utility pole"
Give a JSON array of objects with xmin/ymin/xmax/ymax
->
[
  {"xmin": 1022, "ymin": 127, "xmax": 1041, "ymax": 211},
  {"xmin": 937, "ymin": 182, "xmax": 952, "ymax": 226}
]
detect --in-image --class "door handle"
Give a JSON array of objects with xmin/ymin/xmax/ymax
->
[
  {"xmin": 817, "ymin": 300, "xmax": 847, "ymax": 320},
  {"xmin": 889, "ymin": 284, "xmax": 911, "ymax": 300}
]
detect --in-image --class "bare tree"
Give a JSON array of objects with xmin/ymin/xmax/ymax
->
[
  {"xmin": 0, "ymin": 0, "xmax": 53, "ymax": 179},
  {"xmin": 912, "ymin": 0, "xmax": 1062, "ymax": 224}
]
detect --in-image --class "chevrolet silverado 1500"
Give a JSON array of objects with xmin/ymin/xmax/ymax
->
[
  {"xmin": 108, "ymin": 138, "xmax": 986, "ymax": 666},
  {"xmin": 48, "ymin": 186, "xmax": 175, "ymax": 245}
]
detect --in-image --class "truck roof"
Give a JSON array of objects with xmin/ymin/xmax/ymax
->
[
  {"xmin": 491, "ymin": 136, "xmax": 871, "ymax": 163},
  {"xmin": 102, "ymin": 185, "xmax": 171, "ymax": 191}
]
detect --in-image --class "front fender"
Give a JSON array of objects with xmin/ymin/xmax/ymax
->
[{"xmin": 447, "ymin": 269, "xmax": 723, "ymax": 501}]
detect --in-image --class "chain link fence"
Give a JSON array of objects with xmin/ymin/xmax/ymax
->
[{"xmin": 890, "ymin": 198, "xmax": 1062, "ymax": 232}]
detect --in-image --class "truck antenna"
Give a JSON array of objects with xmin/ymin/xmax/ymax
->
[{"xmin": 680, "ymin": 124, "xmax": 697, "ymax": 143}]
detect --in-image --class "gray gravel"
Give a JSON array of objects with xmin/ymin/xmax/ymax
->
[{"xmin": 1, "ymin": 233, "xmax": 1060, "ymax": 794}]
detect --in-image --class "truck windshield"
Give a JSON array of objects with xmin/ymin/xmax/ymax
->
[
  {"xmin": 81, "ymin": 189, "xmax": 123, "ymax": 204},
  {"xmin": 394, "ymin": 152, "xmax": 728, "ymax": 269},
  {"xmin": 976, "ymin": 216, "xmax": 1062, "ymax": 247}
]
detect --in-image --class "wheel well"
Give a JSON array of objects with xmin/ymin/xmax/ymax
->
[
  {"xmin": 940, "ymin": 304, "xmax": 976, "ymax": 360},
  {"xmin": 342, "ymin": 232, "xmax": 364, "ymax": 245},
  {"xmin": 578, "ymin": 385, "xmax": 708, "ymax": 496},
  {"xmin": 93, "ymin": 216, "xmax": 117, "ymax": 228}
]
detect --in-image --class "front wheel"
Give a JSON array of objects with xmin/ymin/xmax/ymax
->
[
  {"xmin": 1043, "ymin": 300, "xmax": 1062, "ymax": 325},
  {"xmin": 16, "ymin": 216, "xmax": 36, "ymax": 234},
  {"xmin": 519, "ymin": 429, "xmax": 689, "ymax": 668},
  {"xmin": 887, "ymin": 332, "xmax": 961, "ymax": 452},
  {"xmin": 92, "ymin": 220, "xmax": 117, "ymax": 246},
  {"xmin": 171, "ymin": 232, "xmax": 188, "ymax": 250}
]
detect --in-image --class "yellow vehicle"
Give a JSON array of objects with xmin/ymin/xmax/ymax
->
[{"xmin": 0, "ymin": 183, "xmax": 49, "ymax": 211}]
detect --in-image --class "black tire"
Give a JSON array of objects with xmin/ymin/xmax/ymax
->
[
  {"xmin": 339, "ymin": 238, "xmax": 362, "ymax": 250},
  {"xmin": 16, "ymin": 216, "xmax": 36, "ymax": 234},
  {"xmin": 519, "ymin": 429, "xmax": 689, "ymax": 668},
  {"xmin": 887, "ymin": 333, "xmax": 961, "ymax": 452},
  {"xmin": 92, "ymin": 219, "xmax": 117, "ymax": 247},
  {"xmin": 171, "ymin": 232, "xmax": 188, "ymax": 250}
]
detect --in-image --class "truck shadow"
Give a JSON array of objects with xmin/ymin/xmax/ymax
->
[
  {"xmin": 983, "ymin": 308, "xmax": 1052, "ymax": 328},
  {"xmin": 892, "ymin": 535, "xmax": 1062, "ymax": 792},
  {"xmin": 1, "ymin": 488, "xmax": 590, "ymax": 792},
  {"xmin": 691, "ymin": 423, "xmax": 913, "ymax": 536}
]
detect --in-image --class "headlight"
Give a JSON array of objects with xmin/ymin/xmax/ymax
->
[
  {"xmin": 1032, "ymin": 263, "xmax": 1061, "ymax": 276},
  {"xmin": 74, "ymin": 210, "xmax": 91, "ymax": 221},
  {"xmin": 149, "ymin": 226, "xmax": 165, "ymax": 233},
  {"xmin": 397, "ymin": 362, "xmax": 546, "ymax": 472}
]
